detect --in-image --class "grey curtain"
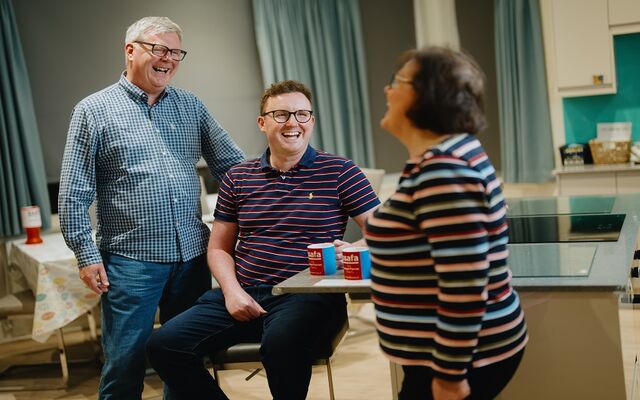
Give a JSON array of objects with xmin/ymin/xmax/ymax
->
[
  {"xmin": 252, "ymin": 0, "xmax": 375, "ymax": 167},
  {"xmin": 0, "ymin": 0, "xmax": 50, "ymax": 236},
  {"xmin": 495, "ymin": 0, "xmax": 554, "ymax": 183}
]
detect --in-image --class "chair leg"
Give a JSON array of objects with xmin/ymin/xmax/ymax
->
[
  {"xmin": 86, "ymin": 309, "xmax": 98, "ymax": 342},
  {"xmin": 326, "ymin": 360, "xmax": 335, "ymax": 400},
  {"xmin": 55, "ymin": 328, "xmax": 70, "ymax": 387},
  {"xmin": 0, "ymin": 328, "xmax": 70, "ymax": 392},
  {"xmin": 245, "ymin": 368, "xmax": 262, "ymax": 381}
]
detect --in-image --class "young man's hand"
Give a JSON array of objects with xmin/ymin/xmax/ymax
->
[
  {"xmin": 224, "ymin": 288, "xmax": 267, "ymax": 321},
  {"xmin": 332, "ymin": 239, "xmax": 352, "ymax": 269}
]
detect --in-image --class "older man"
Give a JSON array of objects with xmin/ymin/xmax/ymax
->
[
  {"xmin": 58, "ymin": 16, "xmax": 244, "ymax": 399},
  {"xmin": 147, "ymin": 80, "xmax": 380, "ymax": 399}
]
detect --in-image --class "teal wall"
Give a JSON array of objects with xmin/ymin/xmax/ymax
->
[{"xmin": 563, "ymin": 33, "xmax": 640, "ymax": 144}]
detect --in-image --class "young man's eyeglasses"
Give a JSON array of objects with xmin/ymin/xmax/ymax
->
[
  {"xmin": 389, "ymin": 74, "xmax": 413, "ymax": 88},
  {"xmin": 134, "ymin": 41, "xmax": 187, "ymax": 61},
  {"xmin": 262, "ymin": 110, "xmax": 313, "ymax": 123}
]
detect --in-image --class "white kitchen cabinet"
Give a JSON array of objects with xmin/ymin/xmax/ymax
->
[
  {"xmin": 554, "ymin": 163, "xmax": 640, "ymax": 195},
  {"xmin": 609, "ymin": 0, "xmax": 640, "ymax": 28},
  {"xmin": 548, "ymin": 0, "xmax": 616, "ymax": 97}
]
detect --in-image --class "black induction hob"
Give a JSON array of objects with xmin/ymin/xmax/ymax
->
[{"xmin": 508, "ymin": 213, "xmax": 626, "ymax": 244}]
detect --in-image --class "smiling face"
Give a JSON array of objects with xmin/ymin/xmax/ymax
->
[
  {"xmin": 380, "ymin": 59, "xmax": 419, "ymax": 138},
  {"xmin": 257, "ymin": 92, "xmax": 314, "ymax": 160},
  {"xmin": 125, "ymin": 31, "xmax": 181, "ymax": 100}
]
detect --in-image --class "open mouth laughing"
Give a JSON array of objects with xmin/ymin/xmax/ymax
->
[{"xmin": 282, "ymin": 131, "xmax": 302, "ymax": 139}]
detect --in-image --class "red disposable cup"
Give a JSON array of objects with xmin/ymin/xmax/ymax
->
[{"xmin": 21, "ymin": 206, "xmax": 43, "ymax": 244}]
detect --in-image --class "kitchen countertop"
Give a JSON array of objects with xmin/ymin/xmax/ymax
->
[
  {"xmin": 553, "ymin": 162, "xmax": 640, "ymax": 175},
  {"xmin": 507, "ymin": 194, "xmax": 639, "ymax": 291}
]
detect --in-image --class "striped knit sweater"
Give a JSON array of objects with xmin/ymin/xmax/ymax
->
[{"xmin": 365, "ymin": 133, "xmax": 528, "ymax": 381}]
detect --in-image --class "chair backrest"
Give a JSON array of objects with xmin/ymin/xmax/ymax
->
[
  {"xmin": 0, "ymin": 290, "xmax": 35, "ymax": 317},
  {"xmin": 343, "ymin": 168, "xmax": 385, "ymax": 243},
  {"xmin": 360, "ymin": 168, "xmax": 385, "ymax": 195}
]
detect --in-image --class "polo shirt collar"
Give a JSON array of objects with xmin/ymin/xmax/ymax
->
[
  {"xmin": 118, "ymin": 72, "xmax": 171, "ymax": 104},
  {"xmin": 260, "ymin": 145, "xmax": 317, "ymax": 171}
]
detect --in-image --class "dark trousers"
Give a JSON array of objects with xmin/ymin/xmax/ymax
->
[
  {"xmin": 399, "ymin": 349, "xmax": 525, "ymax": 400},
  {"xmin": 146, "ymin": 286, "xmax": 347, "ymax": 400}
]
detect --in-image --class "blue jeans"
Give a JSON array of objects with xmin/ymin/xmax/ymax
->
[
  {"xmin": 98, "ymin": 252, "xmax": 211, "ymax": 400},
  {"xmin": 146, "ymin": 286, "xmax": 347, "ymax": 400}
]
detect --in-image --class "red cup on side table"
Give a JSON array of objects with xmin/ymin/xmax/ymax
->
[
  {"xmin": 343, "ymin": 247, "xmax": 371, "ymax": 280},
  {"xmin": 307, "ymin": 243, "xmax": 337, "ymax": 275},
  {"xmin": 21, "ymin": 206, "xmax": 43, "ymax": 244}
]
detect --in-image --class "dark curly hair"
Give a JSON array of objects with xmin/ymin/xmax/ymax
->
[
  {"xmin": 399, "ymin": 46, "xmax": 487, "ymax": 134},
  {"xmin": 259, "ymin": 80, "xmax": 313, "ymax": 115}
]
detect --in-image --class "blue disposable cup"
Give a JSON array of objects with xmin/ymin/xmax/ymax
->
[
  {"xmin": 307, "ymin": 243, "xmax": 337, "ymax": 275},
  {"xmin": 342, "ymin": 247, "xmax": 371, "ymax": 280}
]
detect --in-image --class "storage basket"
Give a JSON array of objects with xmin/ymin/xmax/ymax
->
[{"xmin": 588, "ymin": 139, "xmax": 631, "ymax": 164}]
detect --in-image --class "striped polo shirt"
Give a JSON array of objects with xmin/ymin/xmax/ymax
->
[
  {"xmin": 365, "ymin": 134, "xmax": 527, "ymax": 381},
  {"xmin": 214, "ymin": 146, "xmax": 380, "ymax": 287}
]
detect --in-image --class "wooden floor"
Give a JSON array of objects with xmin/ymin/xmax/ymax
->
[{"xmin": 0, "ymin": 305, "xmax": 389, "ymax": 400}]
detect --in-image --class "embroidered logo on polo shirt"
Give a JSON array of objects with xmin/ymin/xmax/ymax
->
[{"xmin": 308, "ymin": 193, "xmax": 314, "ymax": 200}]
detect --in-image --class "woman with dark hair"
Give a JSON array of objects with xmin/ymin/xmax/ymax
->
[{"xmin": 365, "ymin": 46, "xmax": 528, "ymax": 400}]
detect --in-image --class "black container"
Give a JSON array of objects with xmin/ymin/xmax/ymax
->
[{"xmin": 559, "ymin": 143, "xmax": 593, "ymax": 165}]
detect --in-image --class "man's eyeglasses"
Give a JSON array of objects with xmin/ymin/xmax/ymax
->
[
  {"xmin": 389, "ymin": 74, "xmax": 413, "ymax": 88},
  {"xmin": 262, "ymin": 110, "xmax": 313, "ymax": 123},
  {"xmin": 134, "ymin": 41, "xmax": 187, "ymax": 61}
]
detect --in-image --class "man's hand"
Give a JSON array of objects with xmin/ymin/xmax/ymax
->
[
  {"xmin": 79, "ymin": 263, "xmax": 110, "ymax": 294},
  {"xmin": 332, "ymin": 239, "xmax": 352, "ymax": 269},
  {"xmin": 224, "ymin": 288, "xmax": 267, "ymax": 322},
  {"xmin": 432, "ymin": 377, "xmax": 471, "ymax": 400}
]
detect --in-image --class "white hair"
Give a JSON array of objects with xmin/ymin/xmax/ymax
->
[{"xmin": 125, "ymin": 16, "xmax": 182, "ymax": 43}]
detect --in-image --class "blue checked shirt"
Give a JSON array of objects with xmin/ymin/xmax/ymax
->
[{"xmin": 59, "ymin": 74, "xmax": 245, "ymax": 268}]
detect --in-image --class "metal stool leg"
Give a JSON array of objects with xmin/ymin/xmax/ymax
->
[{"xmin": 326, "ymin": 360, "xmax": 335, "ymax": 400}]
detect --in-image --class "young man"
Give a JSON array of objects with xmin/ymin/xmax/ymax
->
[
  {"xmin": 58, "ymin": 16, "xmax": 244, "ymax": 399},
  {"xmin": 147, "ymin": 80, "xmax": 380, "ymax": 399}
]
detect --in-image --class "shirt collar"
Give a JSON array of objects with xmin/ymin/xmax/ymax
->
[
  {"xmin": 118, "ymin": 72, "xmax": 171, "ymax": 104},
  {"xmin": 260, "ymin": 145, "xmax": 317, "ymax": 171}
]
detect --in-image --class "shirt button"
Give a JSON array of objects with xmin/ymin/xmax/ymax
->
[
  {"xmin": 169, "ymin": 174, "xmax": 174, "ymax": 178},
  {"xmin": 281, "ymin": 176, "xmax": 286, "ymax": 180},
  {"xmin": 173, "ymin": 198, "xmax": 178, "ymax": 203},
  {"xmin": 162, "ymin": 151, "xmax": 167, "ymax": 156},
  {"xmin": 156, "ymin": 129, "xmax": 160, "ymax": 133}
]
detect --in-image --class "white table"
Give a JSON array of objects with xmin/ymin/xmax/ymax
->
[{"xmin": 8, "ymin": 232, "xmax": 100, "ymax": 342}]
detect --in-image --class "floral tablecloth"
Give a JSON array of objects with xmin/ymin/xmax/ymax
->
[{"xmin": 8, "ymin": 233, "xmax": 100, "ymax": 343}]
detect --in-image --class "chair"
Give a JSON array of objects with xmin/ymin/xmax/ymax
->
[
  {"xmin": 0, "ymin": 290, "xmax": 69, "ymax": 391},
  {"xmin": 342, "ymin": 168, "xmax": 384, "ymax": 328},
  {"xmin": 343, "ymin": 168, "xmax": 385, "ymax": 244},
  {"xmin": 209, "ymin": 317, "xmax": 349, "ymax": 400}
]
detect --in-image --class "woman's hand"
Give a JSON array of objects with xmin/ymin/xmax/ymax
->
[{"xmin": 432, "ymin": 377, "xmax": 471, "ymax": 400}]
